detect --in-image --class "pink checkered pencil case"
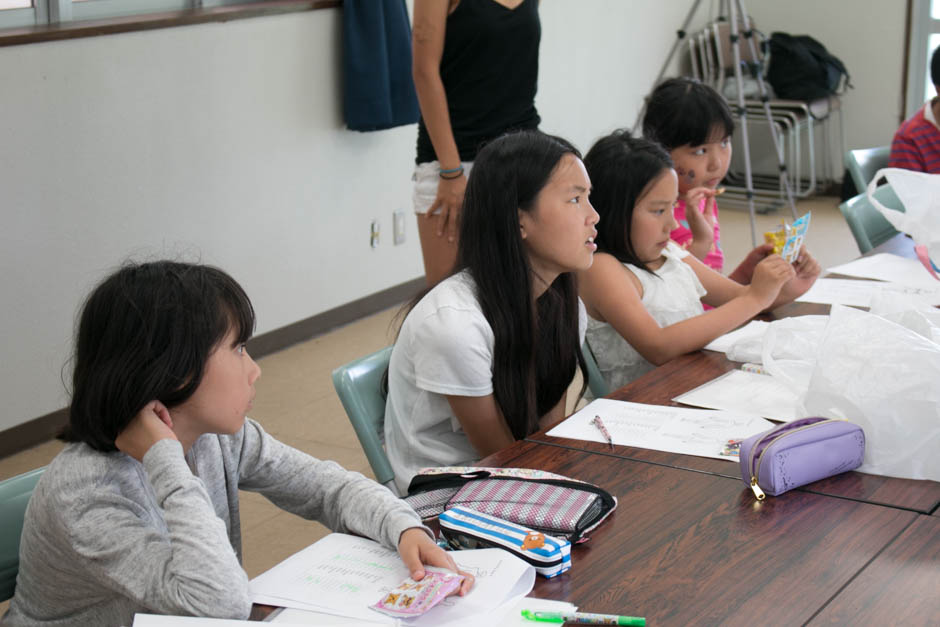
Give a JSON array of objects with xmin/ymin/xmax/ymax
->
[{"xmin": 404, "ymin": 467, "xmax": 617, "ymax": 543}]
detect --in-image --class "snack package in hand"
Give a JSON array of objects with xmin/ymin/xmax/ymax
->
[
  {"xmin": 764, "ymin": 226, "xmax": 787, "ymax": 255},
  {"xmin": 371, "ymin": 568, "xmax": 465, "ymax": 618},
  {"xmin": 764, "ymin": 212, "xmax": 811, "ymax": 263}
]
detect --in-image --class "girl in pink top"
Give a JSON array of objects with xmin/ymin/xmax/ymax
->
[{"xmin": 642, "ymin": 77, "xmax": 772, "ymax": 283}]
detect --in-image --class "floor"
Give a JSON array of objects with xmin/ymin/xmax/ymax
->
[{"xmin": 0, "ymin": 195, "xmax": 858, "ymax": 612}]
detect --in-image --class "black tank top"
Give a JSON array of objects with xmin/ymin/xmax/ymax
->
[{"xmin": 415, "ymin": 0, "xmax": 541, "ymax": 164}]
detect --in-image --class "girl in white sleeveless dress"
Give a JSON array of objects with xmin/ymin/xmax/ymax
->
[{"xmin": 579, "ymin": 131, "xmax": 820, "ymax": 392}]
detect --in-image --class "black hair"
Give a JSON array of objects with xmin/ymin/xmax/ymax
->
[
  {"xmin": 932, "ymin": 46, "xmax": 940, "ymax": 87},
  {"xmin": 60, "ymin": 261, "xmax": 255, "ymax": 451},
  {"xmin": 641, "ymin": 77, "xmax": 735, "ymax": 150},
  {"xmin": 458, "ymin": 130, "xmax": 587, "ymax": 439},
  {"xmin": 395, "ymin": 130, "xmax": 587, "ymax": 440},
  {"xmin": 583, "ymin": 129, "xmax": 674, "ymax": 274}
]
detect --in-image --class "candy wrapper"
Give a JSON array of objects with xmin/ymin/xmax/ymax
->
[
  {"xmin": 764, "ymin": 212, "xmax": 811, "ymax": 263},
  {"xmin": 371, "ymin": 567, "xmax": 465, "ymax": 618}
]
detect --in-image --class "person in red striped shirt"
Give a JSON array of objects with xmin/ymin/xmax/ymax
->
[{"xmin": 889, "ymin": 46, "xmax": 940, "ymax": 173}]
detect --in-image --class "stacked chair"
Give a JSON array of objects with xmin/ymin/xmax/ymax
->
[{"xmin": 685, "ymin": 17, "xmax": 845, "ymax": 210}]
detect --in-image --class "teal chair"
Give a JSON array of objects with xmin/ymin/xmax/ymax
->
[
  {"xmin": 845, "ymin": 146, "xmax": 890, "ymax": 194},
  {"xmin": 331, "ymin": 347, "xmax": 398, "ymax": 495},
  {"xmin": 582, "ymin": 342, "xmax": 609, "ymax": 399},
  {"xmin": 1, "ymin": 467, "xmax": 44, "ymax": 602},
  {"xmin": 839, "ymin": 184, "xmax": 904, "ymax": 254}
]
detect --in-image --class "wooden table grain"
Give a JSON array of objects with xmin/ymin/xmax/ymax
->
[
  {"xmin": 481, "ymin": 442, "xmax": 923, "ymax": 626},
  {"xmin": 807, "ymin": 515, "xmax": 940, "ymax": 625}
]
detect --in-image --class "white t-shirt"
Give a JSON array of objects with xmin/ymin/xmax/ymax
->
[
  {"xmin": 586, "ymin": 241, "xmax": 706, "ymax": 392},
  {"xmin": 384, "ymin": 271, "xmax": 586, "ymax": 493}
]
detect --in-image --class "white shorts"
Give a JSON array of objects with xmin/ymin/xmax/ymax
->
[{"xmin": 413, "ymin": 160, "xmax": 475, "ymax": 215}]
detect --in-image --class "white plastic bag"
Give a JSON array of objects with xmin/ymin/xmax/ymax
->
[
  {"xmin": 869, "ymin": 290, "xmax": 940, "ymax": 344},
  {"xmin": 758, "ymin": 316, "xmax": 829, "ymax": 398},
  {"xmin": 868, "ymin": 168, "xmax": 940, "ymax": 279},
  {"xmin": 725, "ymin": 315, "xmax": 828, "ymax": 365},
  {"xmin": 723, "ymin": 316, "xmax": 828, "ymax": 406},
  {"xmin": 801, "ymin": 305, "xmax": 940, "ymax": 481}
]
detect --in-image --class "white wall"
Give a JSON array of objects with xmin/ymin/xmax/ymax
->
[
  {"xmin": 0, "ymin": 0, "xmax": 905, "ymax": 432},
  {"xmin": 1, "ymin": 10, "xmax": 425, "ymax": 430},
  {"xmin": 748, "ymin": 0, "xmax": 908, "ymax": 151}
]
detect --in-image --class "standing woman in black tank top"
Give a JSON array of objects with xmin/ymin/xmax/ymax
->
[{"xmin": 412, "ymin": 0, "xmax": 541, "ymax": 286}]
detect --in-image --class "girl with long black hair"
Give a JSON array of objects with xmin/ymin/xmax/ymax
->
[{"xmin": 385, "ymin": 130, "xmax": 599, "ymax": 492}]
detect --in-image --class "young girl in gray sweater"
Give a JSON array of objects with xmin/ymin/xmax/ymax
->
[{"xmin": 4, "ymin": 261, "xmax": 471, "ymax": 627}]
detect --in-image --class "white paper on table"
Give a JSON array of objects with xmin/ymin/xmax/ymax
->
[
  {"xmin": 273, "ymin": 596, "xmax": 575, "ymax": 627},
  {"xmin": 827, "ymin": 253, "xmax": 940, "ymax": 290},
  {"xmin": 703, "ymin": 320, "xmax": 769, "ymax": 355},
  {"xmin": 250, "ymin": 534, "xmax": 533, "ymax": 626},
  {"xmin": 673, "ymin": 369, "xmax": 799, "ymax": 422},
  {"xmin": 271, "ymin": 608, "xmax": 388, "ymax": 625},
  {"xmin": 547, "ymin": 398, "xmax": 774, "ymax": 461},
  {"xmin": 795, "ymin": 277, "xmax": 940, "ymax": 307},
  {"xmin": 133, "ymin": 615, "xmax": 311, "ymax": 626}
]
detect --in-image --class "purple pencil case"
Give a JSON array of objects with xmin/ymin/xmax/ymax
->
[{"xmin": 739, "ymin": 417, "xmax": 865, "ymax": 501}]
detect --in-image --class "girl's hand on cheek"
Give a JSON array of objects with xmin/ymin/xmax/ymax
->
[
  {"xmin": 397, "ymin": 528, "xmax": 475, "ymax": 596},
  {"xmin": 115, "ymin": 401, "xmax": 178, "ymax": 462}
]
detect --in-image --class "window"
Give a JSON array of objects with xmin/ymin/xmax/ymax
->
[
  {"xmin": 0, "ymin": 0, "xmax": 191, "ymax": 28},
  {"xmin": 0, "ymin": 0, "xmax": 334, "ymax": 43},
  {"xmin": 0, "ymin": 0, "xmax": 36, "ymax": 29},
  {"xmin": 0, "ymin": 0, "xmax": 278, "ymax": 30}
]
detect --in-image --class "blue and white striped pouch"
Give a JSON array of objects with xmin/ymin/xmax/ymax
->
[{"xmin": 439, "ymin": 506, "xmax": 572, "ymax": 578}]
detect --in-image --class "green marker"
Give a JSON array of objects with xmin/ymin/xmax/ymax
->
[{"xmin": 521, "ymin": 609, "xmax": 645, "ymax": 625}]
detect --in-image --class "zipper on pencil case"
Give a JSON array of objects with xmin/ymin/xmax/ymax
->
[
  {"xmin": 747, "ymin": 417, "xmax": 836, "ymax": 502},
  {"xmin": 409, "ymin": 472, "xmax": 603, "ymax": 494}
]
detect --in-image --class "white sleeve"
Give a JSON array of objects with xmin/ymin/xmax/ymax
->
[{"xmin": 410, "ymin": 306, "xmax": 494, "ymax": 397}]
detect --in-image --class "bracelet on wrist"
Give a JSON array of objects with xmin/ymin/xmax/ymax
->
[
  {"xmin": 438, "ymin": 165, "xmax": 463, "ymax": 174},
  {"xmin": 439, "ymin": 167, "xmax": 464, "ymax": 180}
]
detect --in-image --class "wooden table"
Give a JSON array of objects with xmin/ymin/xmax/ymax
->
[
  {"xmin": 808, "ymin": 514, "xmax": 940, "ymax": 624},
  {"xmin": 252, "ymin": 233, "xmax": 940, "ymax": 622},
  {"xmin": 529, "ymin": 232, "xmax": 940, "ymax": 515},
  {"xmin": 481, "ymin": 440, "xmax": 936, "ymax": 626},
  {"xmin": 527, "ymin": 348, "xmax": 940, "ymax": 514},
  {"xmin": 502, "ymin": 232, "xmax": 937, "ymax": 623},
  {"xmin": 252, "ymin": 437, "xmax": 939, "ymax": 624}
]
